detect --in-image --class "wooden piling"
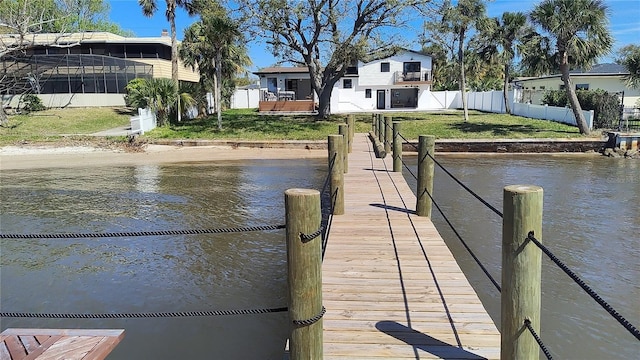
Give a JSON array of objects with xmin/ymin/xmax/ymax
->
[
  {"xmin": 338, "ymin": 124, "xmax": 349, "ymax": 174},
  {"xmin": 328, "ymin": 135, "xmax": 345, "ymax": 215},
  {"xmin": 416, "ymin": 135, "xmax": 435, "ymax": 217},
  {"xmin": 393, "ymin": 121, "xmax": 402, "ymax": 172},
  {"xmin": 384, "ymin": 116, "xmax": 392, "ymax": 154},
  {"xmin": 372, "ymin": 114, "xmax": 377, "ymax": 134},
  {"xmin": 377, "ymin": 114, "xmax": 384, "ymax": 142},
  {"xmin": 501, "ymin": 185, "xmax": 543, "ymax": 360},
  {"xmin": 347, "ymin": 115, "xmax": 355, "ymax": 153},
  {"xmin": 285, "ymin": 188, "xmax": 323, "ymax": 360}
]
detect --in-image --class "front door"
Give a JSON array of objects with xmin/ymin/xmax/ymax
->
[{"xmin": 376, "ymin": 90, "xmax": 385, "ymax": 109}]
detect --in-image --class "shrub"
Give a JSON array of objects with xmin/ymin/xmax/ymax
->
[
  {"xmin": 21, "ymin": 94, "xmax": 46, "ymax": 112},
  {"xmin": 541, "ymin": 89, "xmax": 621, "ymax": 129}
]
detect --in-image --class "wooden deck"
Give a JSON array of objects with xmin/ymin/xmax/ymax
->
[
  {"xmin": 0, "ymin": 328, "xmax": 124, "ymax": 360},
  {"xmin": 322, "ymin": 133, "xmax": 500, "ymax": 359}
]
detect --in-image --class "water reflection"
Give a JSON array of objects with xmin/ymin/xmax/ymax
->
[{"xmin": 0, "ymin": 159, "xmax": 325, "ymax": 359}]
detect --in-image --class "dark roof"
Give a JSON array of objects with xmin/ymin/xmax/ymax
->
[
  {"xmin": 570, "ymin": 63, "xmax": 627, "ymax": 74},
  {"xmin": 253, "ymin": 66, "xmax": 309, "ymax": 75},
  {"xmin": 514, "ymin": 63, "xmax": 629, "ymax": 82}
]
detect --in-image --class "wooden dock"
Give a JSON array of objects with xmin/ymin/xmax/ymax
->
[
  {"xmin": 322, "ymin": 133, "xmax": 500, "ymax": 359},
  {"xmin": 0, "ymin": 328, "xmax": 124, "ymax": 360}
]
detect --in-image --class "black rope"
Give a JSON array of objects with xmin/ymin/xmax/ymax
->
[
  {"xmin": 300, "ymin": 226, "xmax": 325, "ymax": 243},
  {"xmin": 0, "ymin": 224, "xmax": 285, "ymax": 239},
  {"xmin": 425, "ymin": 189, "xmax": 502, "ymax": 293},
  {"xmin": 426, "ymin": 152, "xmax": 503, "ymax": 218},
  {"xmin": 527, "ymin": 232, "xmax": 640, "ymax": 341},
  {"xmin": 401, "ymin": 158, "xmax": 418, "ymax": 180},
  {"xmin": 292, "ymin": 306, "xmax": 326, "ymax": 326},
  {"xmin": 397, "ymin": 131, "xmax": 419, "ymax": 152},
  {"xmin": 0, "ymin": 307, "xmax": 288, "ymax": 319},
  {"xmin": 524, "ymin": 319, "xmax": 554, "ymax": 360},
  {"xmin": 320, "ymin": 153, "xmax": 337, "ymax": 197}
]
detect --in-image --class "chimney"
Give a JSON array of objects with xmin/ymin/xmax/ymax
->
[{"xmin": 161, "ymin": 29, "xmax": 169, "ymax": 37}]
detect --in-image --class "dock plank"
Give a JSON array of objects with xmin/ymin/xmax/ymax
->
[{"xmin": 322, "ymin": 133, "xmax": 500, "ymax": 359}]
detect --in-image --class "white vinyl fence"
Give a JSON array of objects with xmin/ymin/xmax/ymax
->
[
  {"xmin": 230, "ymin": 88, "xmax": 260, "ymax": 109},
  {"xmin": 512, "ymin": 103, "xmax": 594, "ymax": 130},
  {"xmin": 130, "ymin": 108, "xmax": 156, "ymax": 134}
]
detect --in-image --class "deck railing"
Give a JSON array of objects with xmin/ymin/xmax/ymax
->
[{"xmin": 393, "ymin": 70, "xmax": 432, "ymax": 84}]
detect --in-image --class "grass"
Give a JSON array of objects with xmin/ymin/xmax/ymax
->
[
  {"xmin": 1, "ymin": 107, "xmax": 594, "ymax": 147},
  {"xmin": 145, "ymin": 109, "xmax": 589, "ymax": 141},
  {"xmin": 0, "ymin": 107, "xmax": 132, "ymax": 145}
]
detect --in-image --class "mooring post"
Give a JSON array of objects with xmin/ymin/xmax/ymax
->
[
  {"xmin": 501, "ymin": 185, "xmax": 543, "ymax": 360},
  {"xmin": 377, "ymin": 114, "xmax": 384, "ymax": 142},
  {"xmin": 347, "ymin": 115, "xmax": 355, "ymax": 153},
  {"xmin": 416, "ymin": 135, "xmax": 435, "ymax": 217},
  {"xmin": 285, "ymin": 188, "xmax": 322, "ymax": 360},
  {"xmin": 392, "ymin": 121, "xmax": 402, "ymax": 172},
  {"xmin": 338, "ymin": 124, "xmax": 349, "ymax": 174},
  {"xmin": 384, "ymin": 116, "xmax": 392, "ymax": 154},
  {"xmin": 372, "ymin": 114, "xmax": 377, "ymax": 134},
  {"xmin": 327, "ymin": 135, "xmax": 345, "ymax": 215}
]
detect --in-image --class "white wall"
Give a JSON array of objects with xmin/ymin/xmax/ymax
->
[
  {"xmin": 3, "ymin": 93, "xmax": 126, "ymax": 108},
  {"xmin": 230, "ymin": 88, "xmax": 260, "ymax": 109},
  {"xmin": 357, "ymin": 51, "xmax": 432, "ymax": 87}
]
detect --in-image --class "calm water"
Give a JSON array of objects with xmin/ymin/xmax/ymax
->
[
  {"xmin": 0, "ymin": 159, "xmax": 326, "ymax": 359},
  {"xmin": 1, "ymin": 155, "xmax": 638, "ymax": 359},
  {"xmin": 404, "ymin": 155, "xmax": 640, "ymax": 360}
]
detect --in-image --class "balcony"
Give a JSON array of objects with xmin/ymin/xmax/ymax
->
[{"xmin": 394, "ymin": 70, "xmax": 432, "ymax": 85}]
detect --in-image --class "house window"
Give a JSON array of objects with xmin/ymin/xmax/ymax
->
[
  {"xmin": 540, "ymin": 86, "xmax": 546, "ymax": 90},
  {"xmin": 559, "ymin": 84, "xmax": 565, "ymax": 90},
  {"xmin": 365, "ymin": 89, "xmax": 372, "ymax": 98},
  {"xmin": 343, "ymin": 79, "xmax": 352, "ymax": 89},
  {"xmin": 576, "ymin": 84, "xmax": 589, "ymax": 90},
  {"xmin": 380, "ymin": 62, "xmax": 390, "ymax": 72}
]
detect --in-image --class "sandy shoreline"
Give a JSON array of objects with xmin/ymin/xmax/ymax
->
[{"xmin": 0, "ymin": 144, "xmax": 326, "ymax": 170}]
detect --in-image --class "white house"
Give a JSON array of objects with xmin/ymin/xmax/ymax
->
[
  {"xmin": 331, "ymin": 49, "xmax": 433, "ymax": 112},
  {"xmin": 251, "ymin": 49, "xmax": 433, "ymax": 113},
  {"xmin": 513, "ymin": 63, "xmax": 638, "ymax": 108}
]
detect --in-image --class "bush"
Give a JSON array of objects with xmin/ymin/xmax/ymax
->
[
  {"xmin": 541, "ymin": 89, "xmax": 621, "ymax": 129},
  {"xmin": 21, "ymin": 94, "xmax": 46, "ymax": 112}
]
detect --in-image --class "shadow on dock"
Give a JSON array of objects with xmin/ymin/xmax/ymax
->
[{"xmin": 375, "ymin": 321, "xmax": 487, "ymax": 360}]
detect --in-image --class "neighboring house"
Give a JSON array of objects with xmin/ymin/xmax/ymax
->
[
  {"xmin": 331, "ymin": 49, "xmax": 433, "ymax": 112},
  {"xmin": 1, "ymin": 31, "xmax": 199, "ymax": 108},
  {"xmin": 513, "ymin": 63, "xmax": 639, "ymax": 108},
  {"xmin": 252, "ymin": 49, "xmax": 433, "ymax": 113},
  {"xmin": 253, "ymin": 66, "xmax": 315, "ymax": 112}
]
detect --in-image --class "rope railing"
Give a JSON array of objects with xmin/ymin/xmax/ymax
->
[
  {"xmin": 527, "ymin": 232, "xmax": 640, "ymax": 341},
  {"xmin": 395, "ymin": 129, "xmax": 503, "ymax": 218},
  {"xmin": 392, "ymin": 130, "xmax": 502, "ymax": 293},
  {"xmin": 0, "ymin": 224, "xmax": 285, "ymax": 239},
  {"xmin": 374, "ymin": 120, "xmax": 640, "ymax": 358},
  {"xmin": 524, "ymin": 319, "xmax": 554, "ymax": 360},
  {"xmin": 0, "ymin": 307, "xmax": 288, "ymax": 319}
]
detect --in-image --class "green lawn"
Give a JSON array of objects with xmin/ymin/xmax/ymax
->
[
  {"xmin": 1, "ymin": 107, "xmax": 593, "ymax": 147},
  {"xmin": 146, "ymin": 108, "xmax": 588, "ymax": 141},
  {"xmin": 0, "ymin": 107, "xmax": 132, "ymax": 145}
]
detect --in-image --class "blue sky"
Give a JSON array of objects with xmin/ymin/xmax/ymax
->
[{"xmin": 107, "ymin": 0, "xmax": 640, "ymax": 71}]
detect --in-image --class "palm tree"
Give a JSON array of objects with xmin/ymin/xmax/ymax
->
[
  {"xmin": 616, "ymin": 44, "xmax": 640, "ymax": 89},
  {"xmin": 138, "ymin": 0, "xmax": 194, "ymax": 83},
  {"xmin": 476, "ymin": 12, "xmax": 529, "ymax": 114},
  {"xmin": 180, "ymin": 7, "xmax": 249, "ymax": 130},
  {"xmin": 529, "ymin": 0, "xmax": 613, "ymax": 135},
  {"xmin": 125, "ymin": 77, "xmax": 178, "ymax": 126},
  {"xmin": 440, "ymin": 0, "xmax": 487, "ymax": 121}
]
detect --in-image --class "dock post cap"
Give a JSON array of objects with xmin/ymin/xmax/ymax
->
[
  {"xmin": 504, "ymin": 185, "xmax": 543, "ymax": 194},
  {"xmin": 285, "ymin": 188, "xmax": 320, "ymax": 196}
]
